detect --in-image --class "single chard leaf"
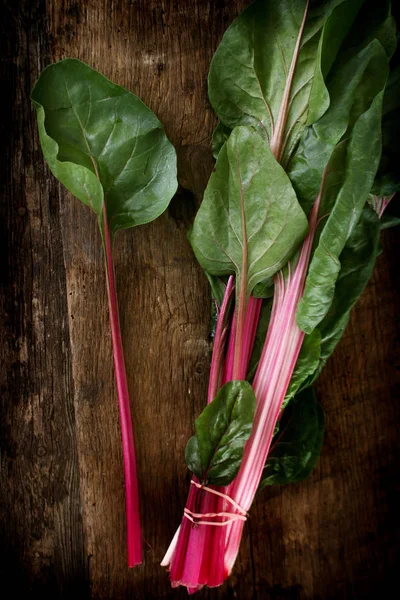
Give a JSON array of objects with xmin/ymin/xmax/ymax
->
[
  {"xmin": 31, "ymin": 59, "xmax": 178, "ymax": 568},
  {"xmin": 259, "ymin": 388, "xmax": 325, "ymax": 489},
  {"xmin": 185, "ymin": 380, "xmax": 256, "ymax": 486},
  {"xmin": 208, "ymin": 0, "xmax": 350, "ymax": 167},
  {"xmin": 31, "ymin": 58, "xmax": 177, "ymax": 239},
  {"xmin": 189, "ymin": 126, "xmax": 308, "ymax": 298}
]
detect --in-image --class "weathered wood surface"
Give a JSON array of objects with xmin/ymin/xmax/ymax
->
[{"xmin": 0, "ymin": 1, "xmax": 398, "ymax": 598}]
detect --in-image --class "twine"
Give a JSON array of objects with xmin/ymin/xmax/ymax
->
[{"xmin": 183, "ymin": 480, "xmax": 247, "ymax": 526}]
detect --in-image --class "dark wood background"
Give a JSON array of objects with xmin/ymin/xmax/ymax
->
[{"xmin": 0, "ymin": 1, "xmax": 399, "ymax": 598}]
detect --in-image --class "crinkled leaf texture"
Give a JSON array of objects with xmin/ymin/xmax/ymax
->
[
  {"xmin": 189, "ymin": 126, "xmax": 308, "ymax": 298},
  {"xmin": 259, "ymin": 387, "xmax": 325, "ymax": 488},
  {"xmin": 31, "ymin": 58, "xmax": 177, "ymax": 238},
  {"xmin": 185, "ymin": 380, "xmax": 256, "ymax": 487}
]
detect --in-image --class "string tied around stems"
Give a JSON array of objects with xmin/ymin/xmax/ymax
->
[{"xmin": 183, "ymin": 480, "xmax": 248, "ymax": 526}]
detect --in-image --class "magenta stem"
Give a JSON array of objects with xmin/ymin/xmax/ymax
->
[{"xmin": 102, "ymin": 204, "xmax": 142, "ymax": 567}]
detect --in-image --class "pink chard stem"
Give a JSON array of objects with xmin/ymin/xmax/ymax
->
[{"xmin": 102, "ymin": 204, "xmax": 142, "ymax": 567}]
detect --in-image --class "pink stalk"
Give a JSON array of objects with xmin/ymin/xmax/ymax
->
[
  {"xmin": 102, "ymin": 204, "xmax": 142, "ymax": 567},
  {"xmin": 162, "ymin": 293, "xmax": 262, "ymax": 586}
]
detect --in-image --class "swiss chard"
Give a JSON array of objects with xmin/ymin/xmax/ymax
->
[
  {"xmin": 163, "ymin": 0, "xmax": 397, "ymax": 592},
  {"xmin": 31, "ymin": 58, "xmax": 177, "ymax": 567}
]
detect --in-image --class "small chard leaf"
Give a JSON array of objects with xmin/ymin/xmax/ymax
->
[
  {"xmin": 208, "ymin": 0, "xmax": 347, "ymax": 167},
  {"xmin": 259, "ymin": 388, "xmax": 325, "ymax": 489},
  {"xmin": 31, "ymin": 58, "xmax": 177, "ymax": 239},
  {"xmin": 189, "ymin": 126, "xmax": 308, "ymax": 298},
  {"xmin": 284, "ymin": 329, "xmax": 321, "ymax": 404},
  {"xmin": 185, "ymin": 380, "xmax": 256, "ymax": 487}
]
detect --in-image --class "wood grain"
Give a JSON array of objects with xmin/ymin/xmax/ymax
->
[{"xmin": 0, "ymin": 1, "xmax": 398, "ymax": 599}]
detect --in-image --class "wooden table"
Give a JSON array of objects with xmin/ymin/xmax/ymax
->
[{"xmin": 1, "ymin": 1, "xmax": 399, "ymax": 598}]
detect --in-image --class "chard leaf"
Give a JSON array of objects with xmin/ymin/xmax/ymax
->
[
  {"xmin": 296, "ymin": 88, "xmax": 385, "ymax": 334},
  {"xmin": 185, "ymin": 380, "xmax": 256, "ymax": 486},
  {"xmin": 317, "ymin": 206, "xmax": 381, "ymax": 368},
  {"xmin": 284, "ymin": 329, "xmax": 321, "ymax": 404},
  {"xmin": 208, "ymin": 0, "xmax": 350, "ymax": 167},
  {"xmin": 259, "ymin": 388, "xmax": 325, "ymax": 489},
  {"xmin": 31, "ymin": 58, "xmax": 177, "ymax": 239},
  {"xmin": 189, "ymin": 126, "xmax": 308, "ymax": 298},
  {"xmin": 288, "ymin": 0, "xmax": 395, "ymax": 213}
]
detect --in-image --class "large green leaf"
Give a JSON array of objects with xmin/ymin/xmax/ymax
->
[
  {"xmin": 185, "ymin": 380, "xmax": 256, "ymax": 487},
  {"xmin": 208, "ymin": 0, "xmax": 354, "ymax": 167},
  {"xmin": 296, "ymin": 87, "xmax": 385, "ymax": 333},
  {"xmin": 317, "ymin": 206, "xmax": 381, "ymax": 368},
  {"xmin": 189, "ymin": 126, "xmax": 308, "ymax": 298},
  {"xmin": 258, "ymin": 387, "xmax": 325, "ymax": 489},
  {"xmin": 31, "ymin": 59, "xmax": 177, "ymax": 239}
]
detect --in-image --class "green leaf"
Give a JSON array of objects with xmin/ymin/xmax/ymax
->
[
  {"xmin": 296, "ymin": 53, "xmax": 389, "ymax": 333},
  {"xmin": 31, "ymin": 59, "xmax": 177, "ymax": 239},
  {"xmin": 258, "ymin": 388, "xmax": 325, "ymax": 489},
  {"xmin": 284, "ymin": 329, "xmax": 321, "ymax": 404},
  {"xmin": 185, "ymin": 380, "xmax": 256, "ymax": 486},
  {"xmin": 212, "ymin": 122, "xmax": 231, "ymax": 159},
  {"xmin": 306, "ymin": 0, "xmax": 365, "ymax": 124},
  {"xmin": 208, "ymin": 0, "xmax": 348, "ymax": 167},
  {"xmin": 189, "ymin": 126, "xmax": 308, "ymax": 298},
  {"xmin": 317, "ymin": 206, "xmax": 381, "ymax": 367},
  {"xmin": 288, "ymin": 37, "xmax": 391, "ymax": 215}
]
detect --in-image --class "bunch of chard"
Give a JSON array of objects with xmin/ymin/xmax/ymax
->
[
  {"xmin": 32, "ymin": 59, "xmax": 178, "ymax": 566},
  {"xmin": 163, "ymin": 0, "xmax": 398, "ymax": 590}
]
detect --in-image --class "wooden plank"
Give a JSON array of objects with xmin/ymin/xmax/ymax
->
[
  {"xmin": 0, "ymin": 1, "xmax": 88, "ymax": 597},
  {"xmin": 0, "ymin": 1, "xmax": 399, "ymax": 599}
]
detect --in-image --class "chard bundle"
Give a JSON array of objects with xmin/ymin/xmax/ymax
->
[{"xmin": 162, "ymin": 0, "xmax": 398, "ymax": 590}]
